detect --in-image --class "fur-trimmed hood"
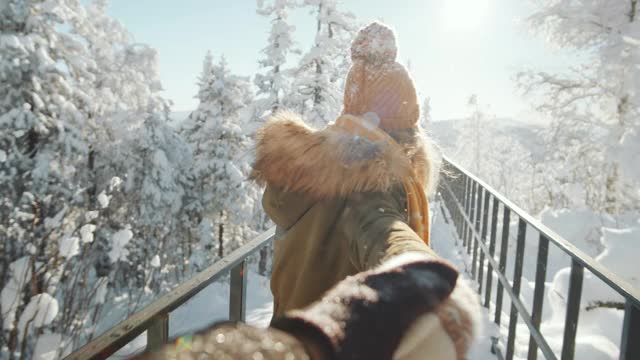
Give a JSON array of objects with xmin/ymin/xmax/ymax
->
[{"xmin": 251, "ymin": 111, "xmax": 439, "ymax": 199}]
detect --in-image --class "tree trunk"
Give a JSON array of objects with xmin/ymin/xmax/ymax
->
[
  {"xmin": 88, "ymin": 146, "xmax": 97, "ymax": 206},
  {"xmin": 258, "ymin": 212, "xmax": 270, "ymax": 275},
  {"xmin": 258, "ymin": 246, "xmax": 268, "ymax": 276},
  {"xmin": 218, "ymin": 211, "xmax": 224, "ymax": 258}
]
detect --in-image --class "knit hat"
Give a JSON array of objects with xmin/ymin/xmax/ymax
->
[{"xmin": 343, "ymin": 22, "xmax": 420, "ymax": 130}]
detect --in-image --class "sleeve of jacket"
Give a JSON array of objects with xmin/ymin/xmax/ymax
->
[
  {"xmin": 344, "ymin": 186, "xmax": 438, "ymax": 271},
  {"xmin": 262, "ymin": 184, "xmax": 317, "ymax": 231}
]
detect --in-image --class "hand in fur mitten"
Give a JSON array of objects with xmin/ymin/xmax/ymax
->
[{"xmin": 271, "ymin": 252, "xmax": 461, "ymax": 360}]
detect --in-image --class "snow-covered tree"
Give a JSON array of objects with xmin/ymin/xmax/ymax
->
[
  {"xmin": 0, "ymin": 0, "xmax": 92, "ymax": 352},
  {"xmin": 289, "ymin": 0, "xmax": 356, "ymax": 127},
  {"xmin": 255, "ymin": 0, "xmax": 297, "ymax": 115},
  {"xmin": 0, "ymin": 1, "xmax": 195, "ymax": 356},
  {"xmin": 77, "ymin": 24, "xmax": 187, "ymax": 286},
  {"xmin": 183, "ymin": 54, "xmax": 254, "ymax": 257},
  {"xmin": 65, "ymin": 0, "xmax": 170, "ymax": 215},
  {"xmin": 0, "ymin": 0, "xmax": 89, "ymax": 205},
  {"xmin": 518, "ymin": 0, "xmax": 640, "ymax": 213},
  {"xmin": 71, "ymin": 0, "xmax": 163, "ymax": 116},
  {"xmin": 452, "ymin": 96, "xmax": 536, "ymax": 210}
]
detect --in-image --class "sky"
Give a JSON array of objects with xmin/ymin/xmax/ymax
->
[{"xmin": 105, "ymin": 0, "xmax": 579, "ymax": 120}]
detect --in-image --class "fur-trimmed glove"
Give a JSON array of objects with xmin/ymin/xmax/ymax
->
[{"xmin": 271, "ymin": 253, "xmax": 460, "ymax": 360}]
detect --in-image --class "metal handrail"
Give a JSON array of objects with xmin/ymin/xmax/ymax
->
[
  {"xmin": 438, "ymin": 155, "xmax": 639, "ymax": 360},
  {"xmin": 65, "ymin": 154, "xmax": 640, "ymax": 360},
  {"xmin": 65, "ymin": 227, "xmax": 275, "ymax": 360}
]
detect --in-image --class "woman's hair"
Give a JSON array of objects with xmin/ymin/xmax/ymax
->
[{"xmin": 386, "ymin": 126, "xmax": 442, "ymax": 195}]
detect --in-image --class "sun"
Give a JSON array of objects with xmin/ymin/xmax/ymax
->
[{"xmin": 441, "ymin": 0, "xmax": 492, "ymax": 32}]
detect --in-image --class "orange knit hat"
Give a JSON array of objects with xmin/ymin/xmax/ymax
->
[{"xmin": 342, "ymin": 22, "xmax": 420, "ymax": 130}]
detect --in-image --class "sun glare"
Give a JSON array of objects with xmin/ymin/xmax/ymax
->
[{"xmin": 441, "ymin": 0, "xmax": 491, "ymax": 32}]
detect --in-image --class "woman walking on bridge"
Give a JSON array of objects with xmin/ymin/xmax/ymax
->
[{"xmin": 250, "ymin": 22, "xmax": 481, "ymax": 359}]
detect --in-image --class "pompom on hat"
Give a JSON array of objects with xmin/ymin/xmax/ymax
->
[{"xmin": 342, "ymin": 22, "xmax": 420, "ymax": 130}]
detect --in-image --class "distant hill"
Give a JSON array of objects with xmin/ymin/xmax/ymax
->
[{"xmin": 428, "ymin": 118, "xmax": 547, "ymax": 160}]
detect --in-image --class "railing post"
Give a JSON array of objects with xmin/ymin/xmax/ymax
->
[
  {"xmin": 506, "ymin": 218, "xmax": 527, "ymax": 360},
  {"xmin": 462, "ymin": 176, "xmax": 471, "ymax": 246},
  {"xmin": 455, "ymin": 175, "xmax": 464, "ymax": 237},
  {"xmin": 620, "ymin": 300, "xmax": 640, "ymax": 360},
  {"xmin": 467, "ymin": 181, "xmax": 477, "ymax": 253},
  {"xmin": 477, "ymin": 190, "xmax": 491, "ymax": 295},
  {"xmin": 495, "ymin": 206, "xmax": 511, "ymax": 326},
  {"xmin": 485, "ymin": 197, "xmax": 499, "ymax": 308},
  {"xmin": 229, "ymin": 259, "xmax": 247, "ymax": 322},
  {"xmin": 146, "ymin": 313, "xmax": 169, "ymax": 352},
  {"xmin": 445, "ymin": 176, "xmax": 457, "ymax": 235},
  {"xmin": 528, "ymin": 234, "xmax": 549, "ymax": 360},
  {"xmin": 561, "ymin": 260, "xmax": 584, "ymax": 360},
  {"xmin": 472, "ymin": 186, "xmax": 483, "ymax": 277}
]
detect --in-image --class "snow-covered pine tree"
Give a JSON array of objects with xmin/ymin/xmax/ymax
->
[
  {"xmin": 85, "ymin": 0, "xmax": 198, "ymax": 285},
  {"xmin": 518, "ymin": 0, "xmax": 640, "ymax": 213},
  {"xmin": 255, "ymin": 0, "xmax": 297, "ymax": 115},
  {"xmin": 185, "ymin": 54, "xmax": 254, "ymax": 258},
  {"xmin": 74, "ymin": 27, "xmax": 189, "ymax": 289},
  {"xmin": 179, "ymin": 52, "xmax": 216, "ymax": 262},
  {"xmin": 182, "ymin": 51, "xmax": 215, "ymax": 158},
  {"xmin": 290, "ymin": 0, "xmax": 356, "ymax": 127}
]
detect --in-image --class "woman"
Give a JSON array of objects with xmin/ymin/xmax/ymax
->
[{"xmin": 250, "ymin": 22, "xmax": 480, "ymax": 358}]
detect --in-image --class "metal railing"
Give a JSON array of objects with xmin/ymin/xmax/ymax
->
[
  {"xmin": 66, "ymin": 155, "xmax": 640, "ymax": 360},
  {"xmin": 438, "ymin": 156, "xmax": 640, "ymax": 360},
  {"xmin": 65, "ymin": 228, "xmax": 275, "ymax": 360}
]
